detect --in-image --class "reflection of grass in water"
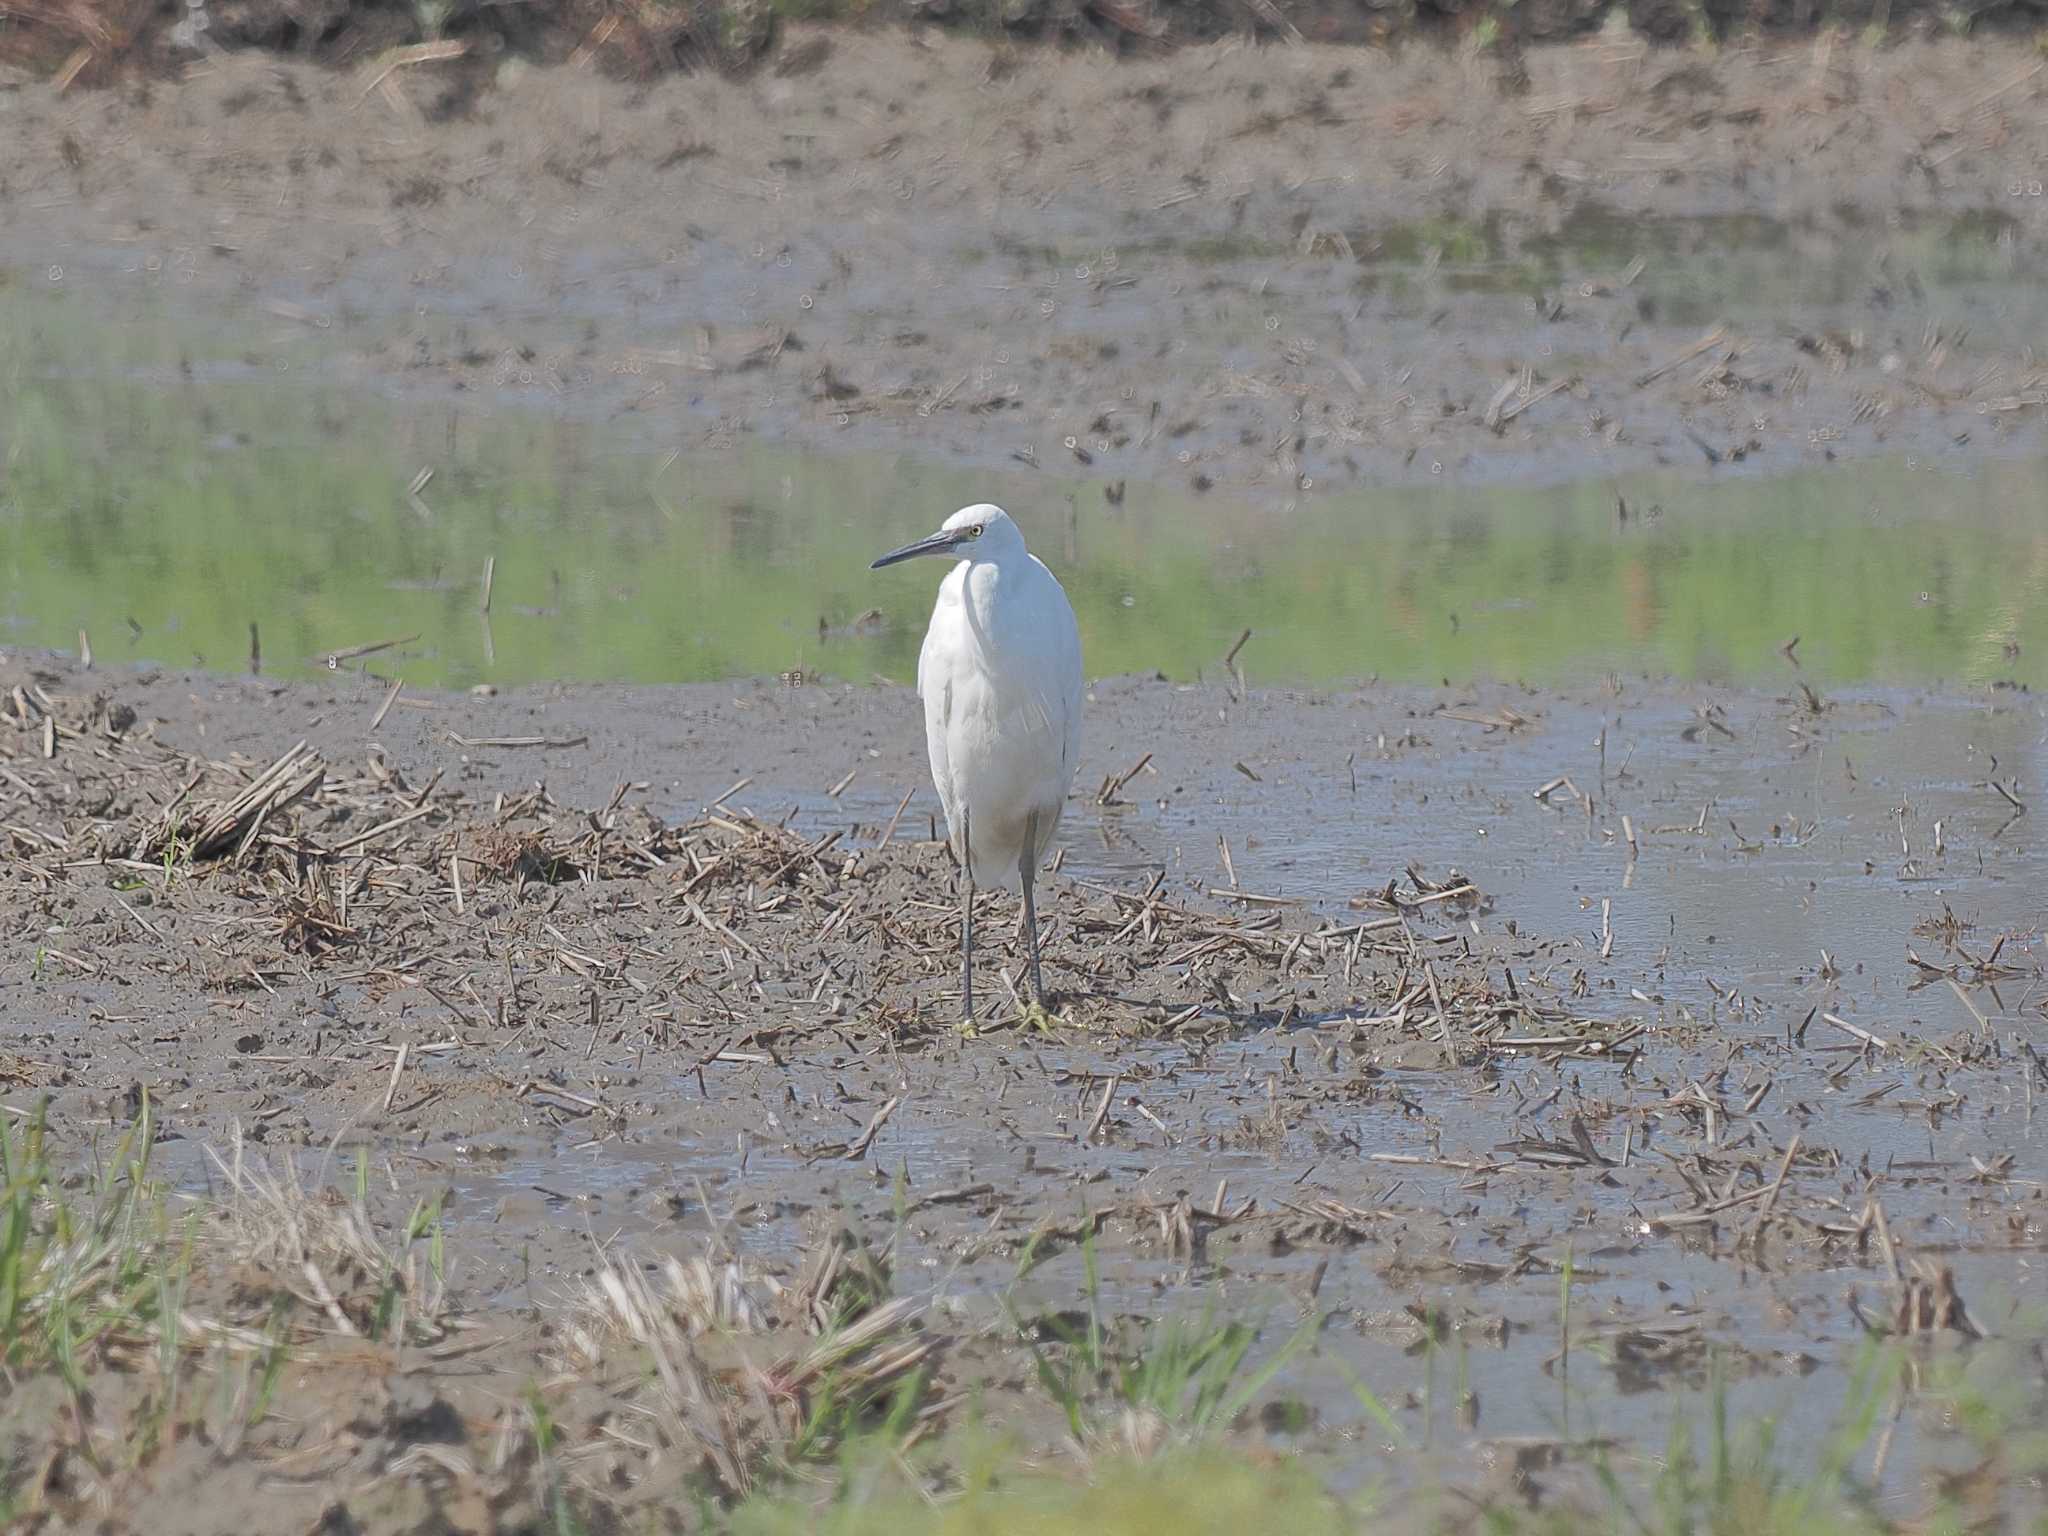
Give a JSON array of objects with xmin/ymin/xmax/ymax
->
[
  {"xmin": 976, "ymin": 205, "xmax": 2030, "ymax": 327},
  {"xmin": 5, "ymin": 286, "xmax": 2048, "ymax": 692},
  {"xmin": 1072, "ymin": 465, "xmax": 2048, "ymax": 692}
]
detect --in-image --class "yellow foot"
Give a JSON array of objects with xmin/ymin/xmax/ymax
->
[{"xmin": 1018, "ymin": 999, "xmax": 1077, "ymax": 1033}]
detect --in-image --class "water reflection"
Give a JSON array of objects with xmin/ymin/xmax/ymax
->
[{"xmin": 3, "ymin": 281, "xmax": 2045, "ymax": 694}]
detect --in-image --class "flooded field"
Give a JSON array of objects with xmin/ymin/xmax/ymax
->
[
  {"xmin": 8, "ymin": 277, "xmax": 2048, "ymax": 695},
  {"xmin": 4, "ymin": 653, "xmax": 2044, "ymax": 1527},
  {"xmin": 2, "ymin": 29, "xmax": 2047, "ymax": 1536}
]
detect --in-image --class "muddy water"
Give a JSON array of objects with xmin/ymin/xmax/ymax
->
[
  {"xmin": 370, "ymin": 676, "xmax": 2045, "ymax": 1497},
  {"xmin": 5, "ymin": 272, "xmax": 2047, "ymax": 696},
  {"xmin": 6, "ymin": 207, "xmax": 2047, "ymax": 1501}
]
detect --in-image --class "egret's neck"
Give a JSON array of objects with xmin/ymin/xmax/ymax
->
[
  {"xmin": 950, "ymin": 546, "xmax": 1034, "ymax": 632},
  {"xmin": 961, "ymin": 534, "xmax": 1030, "ymax": 572}
]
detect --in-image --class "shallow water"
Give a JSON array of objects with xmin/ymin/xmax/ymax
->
[
  {"xmin": 8, "ymin": 216, "xmax": 2047, "ymax": 1503},
  {"xmin": 1103, "ymin": 201, "xmax": 2038, "ymax": 328},
  {"xmin": 5, "ymin": 250, "xmax": 2048, "ymax": 697},
  {"xmin": 292, "ymin": 677, "xmax": 2038, "ymax": 1500}
]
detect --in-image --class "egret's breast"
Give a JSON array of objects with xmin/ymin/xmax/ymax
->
[{"xmin": 918, "ymin": 554, "xmax": 1079, "ymax": 884}]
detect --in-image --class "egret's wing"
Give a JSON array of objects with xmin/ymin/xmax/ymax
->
[
  {"xmin": 917, "ymin": 596, "xmax": 960, "ymax": 849},
  {"xmin": 915, "ymin": 601, "xmax": 934, "ymax": 702},
  {"xmin": 1004, "ymin": 654, "xmax": 1063, "ymax": 762},
  {"xmin": 924, "ymin": 678, "xmax": 954, "ymax": 830}
]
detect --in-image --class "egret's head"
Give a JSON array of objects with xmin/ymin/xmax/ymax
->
[{"xmin": 870, "ymin": 504, "xmax": 1023, "ymax": 570}]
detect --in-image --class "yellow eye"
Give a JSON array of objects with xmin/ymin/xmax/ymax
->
[{"xmin": 968, "ymin": 523, "xmax": 984, "ymax": 537}]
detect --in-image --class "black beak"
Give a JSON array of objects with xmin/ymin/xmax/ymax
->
[{"xmin": 870, "ymin": 530, "xmax": 962, "ymax": 570}]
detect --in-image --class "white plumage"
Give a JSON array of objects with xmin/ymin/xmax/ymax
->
[{"xmin": 872, "ymin": 503, "xmax": 1083, "ymax": 1016}]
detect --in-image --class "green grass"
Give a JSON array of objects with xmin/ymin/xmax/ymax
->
[
  {"xmin": 1008, "ymin": 1223, "xmax": 1316, "ymax": 1450},
  {"xmin": 0, "ymin": 1095, "xmax": 179, "ymax": 1381},
  {"xmin": 0, "ymin": 1094, "xmax": 200, "ymax": 1509}
]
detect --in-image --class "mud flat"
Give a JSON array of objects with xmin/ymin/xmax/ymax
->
[
  {"xmin": 3, "ymin": 22, "xmax": 2047, "ymax": 1532},
  {"xmin": 1, "ymin": 648, "xmax": 2042, "ymax": 1528}
]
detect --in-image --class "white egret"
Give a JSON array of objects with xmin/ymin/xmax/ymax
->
[{"xmin": 871, "ymin": 504, "xmax": 1083, "ymax": 1019}]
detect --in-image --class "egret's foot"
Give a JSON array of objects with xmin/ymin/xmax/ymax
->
[{"xmin": 1017, "ymin": 998, "xmax": 1069, "ymax": 1033}]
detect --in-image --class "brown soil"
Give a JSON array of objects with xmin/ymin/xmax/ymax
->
[
  {"xmin": 3, "ymin": 647, "xmax": 2043, "ymax": 1528},
  {"xmin": 6, "ymin": 36, "xmax": 2046, "ymax": 493}
]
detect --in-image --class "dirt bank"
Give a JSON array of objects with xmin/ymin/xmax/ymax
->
[
  {"xmin": 7, "ymin": 0, "xmax": 2048, "ymax": 90},
  {"xmin": 5, "ymin": 36, "xmax": 2045, "ymax": 493}
]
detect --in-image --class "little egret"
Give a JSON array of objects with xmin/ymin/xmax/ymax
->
[{"xmin": 871, "ymin": 504, "xmax": 1083, "ymax": 1019}]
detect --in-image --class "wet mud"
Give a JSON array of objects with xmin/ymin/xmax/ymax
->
[
  {"xmin": 2, "ymin": 650, "xmax": 2041, "ymax": 1514},
  {"xmin": 3, "ymin": 27, "xmax": 2047, "ymax": 1530}
]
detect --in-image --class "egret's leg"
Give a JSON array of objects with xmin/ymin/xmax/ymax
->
[
  {"xmin": 959, "ymin": 808, "xmax": 975, "ymax": 1021},
  {"xmin": 1019, "ymin": 810, "xmax": 1046, "ymax": 1005}
]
